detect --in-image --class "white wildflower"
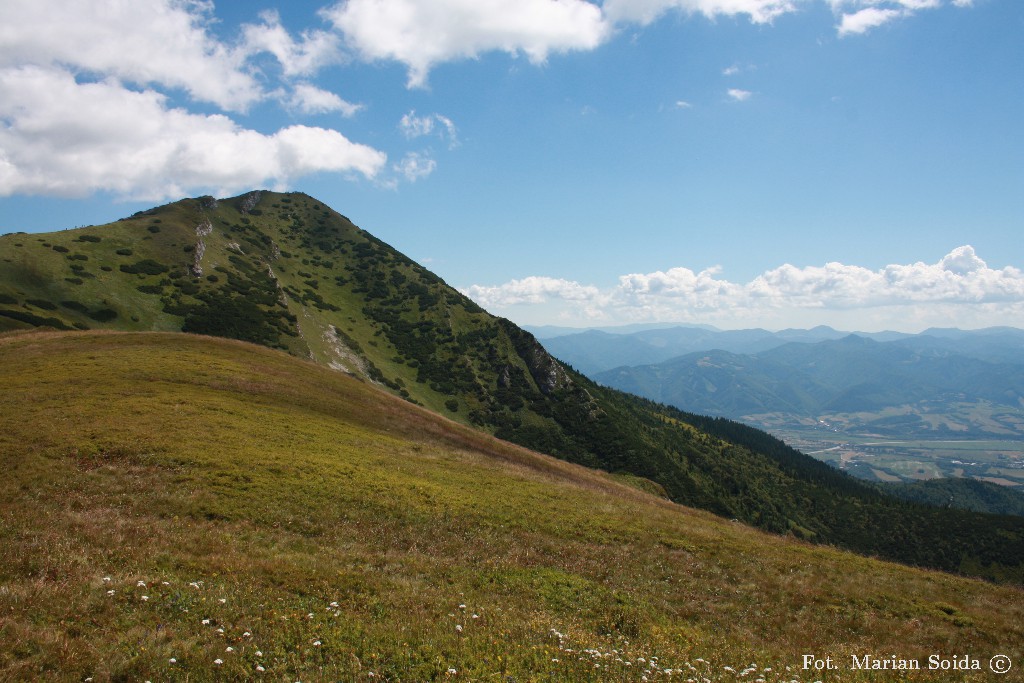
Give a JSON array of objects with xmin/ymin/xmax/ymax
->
[
  {"xmin": 140, "ymin": 596, "xmax": 149, "ymax": 601},
  {"xmin": 225, "ymin": 647, "xmax": 234, "ymax": 653},
  {"xmin": 102, "ymin": 577, "xmax": 111, "ymax": 583},
  {"xmin": 256, "ymin": 665, "xmax": 266, "ymax": 672},
  {"xmin": 202, "ymin": 618, "xmax": 210, "ymax": 625},
  {"xmin": 214, "ymin": 659, "xmax": 223, "ymax": 666},
  {"xmin": 137, "ymin": 581, "xmax": 146, "ymax": 587},
  {"xmin": 455, "ymin": 624, "xmax": 463, "ymax": 633},
  {"xmin": 168, "ymin": 658, "xmax": 176, "ymax": 664}
]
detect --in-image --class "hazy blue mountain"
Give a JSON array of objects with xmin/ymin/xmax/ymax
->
[
  {"xmin": 594, "ymin": 332, "xmax": 1024, "ymax": 434},
  {"xmin": 524, "ymin": 321, "xmax": 717, "ymax": 340},
  {"xmin": 542, "ymin": 323, "xmax": 917, "ymax": 375}
]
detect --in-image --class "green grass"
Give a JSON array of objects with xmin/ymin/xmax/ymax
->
[{"xmin": 2, "ymin": 330, "xmax": 1023, "ymax": 681}]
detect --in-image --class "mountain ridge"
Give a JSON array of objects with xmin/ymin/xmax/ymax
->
[
  {"xmin": 542, "ymin": 323, "xmax": 1021, "ymax": 376},
  {"xmin": 593, "ymin": 333, "xmax": 1024, "ymax": 432},
  {"xmin": 3, "ymin": 190, "xmax": 1024, "ymax": 582}
]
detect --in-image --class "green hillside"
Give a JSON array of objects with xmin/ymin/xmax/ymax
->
[
  {"xmin": 3, "ymin": 191, "xmax": 1024, "ymax": 584},
  {"xmin": 2, "ymin": 331, "xmax": 1022, "ymax": 681}
]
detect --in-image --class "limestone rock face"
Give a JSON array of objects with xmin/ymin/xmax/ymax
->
[
  {"xmin": 189, "ymin": 218, "xmax": 213, "ymax": 277},
  {"xmin": 240, "ymin": 191, "xmax": 262, "ymax": 214}
]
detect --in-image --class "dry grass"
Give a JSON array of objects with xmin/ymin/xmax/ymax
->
[{"xmin": 1, "ymin": 330, "xmax": 1022, "ymax": 681}]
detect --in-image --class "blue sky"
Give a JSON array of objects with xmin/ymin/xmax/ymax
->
[{"xmin": 1, "ymin": 0, "xmax": 1021, "ymax": 332}]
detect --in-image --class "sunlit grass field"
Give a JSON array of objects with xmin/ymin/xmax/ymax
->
[{"xmin": 2, "ymin": 331, "xmax": 1022, "ymax": 681}]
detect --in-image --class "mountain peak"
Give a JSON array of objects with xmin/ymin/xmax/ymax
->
[{"xmin": 4, "ymin": 192, "xmax": 1024, "ymax": 585}]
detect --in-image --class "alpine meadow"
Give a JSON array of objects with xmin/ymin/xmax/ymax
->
[{"xmin": 1, "ymin": 191, "xmax": 1023, "ymax": 681}]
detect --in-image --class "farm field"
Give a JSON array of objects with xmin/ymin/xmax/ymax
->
[{"xmin": 770, "ymin": 424, "xmax": 1024, "ymax": 487}]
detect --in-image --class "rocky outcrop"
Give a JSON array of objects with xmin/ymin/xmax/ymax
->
[
  {"xmin": 239, "ymin": 191, "xmax": 262, "ymax": 214},
  {"xmin": 507, "ymin": 325, "xmax": 573, "ymax": 396},
  {"xmin": 189, "ymin": 219, "xmax": 213, "ymax": 277}
]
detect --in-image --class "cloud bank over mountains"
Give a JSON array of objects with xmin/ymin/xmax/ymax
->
[
  {"xmin": 0, "ymin": 0, "xmax": 977, "ymax": 200},
  {"xmin": 462, "ymin": 246, "xmax": 1024, "ymax": 331}
]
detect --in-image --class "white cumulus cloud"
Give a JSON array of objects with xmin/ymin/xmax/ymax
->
[
  {"xmin": 399, "ymin": 111, "xmax": 460, "ymax": 148},
  {"xmin": 463, "ymin": 247, "xmax": 1024, "ymax": 330},
  {"xmin": 0, "ymin": 0, "xmax": 387, "ymax": 199},
  {"xmin": 289, "ymin": 83, "xmax": 363, "ymax": 116},
  {"xmin": 0, "ymin": 66, "xmax": 386, "ymax": 200},
  {"xmin": 837, "ymin": 7, "xmax": 903, "ymax": 35},
  {"xmin": 394, "ymin": 152, "xmax": 438, "ymax": 182},
  {"xmin": 728, "ymin": 88, "xmax": 753, "ymax": 101},
  {"xmin": 603, "ymin": 0, "xmax": 800, "ymax": 26},
  {"xmin": 323, "ymin": 0, "xmax": 609, "ymax": 88},
  {"xmin": 0, "ymin": 0, "xmax": 260, "ymax": 112},
  {"xmin": 463, "ymin": 276, "xmax": 603, "ymax": 306},
  {"xmin": 319, "ymin": 0, "xmax": 978, "ymax": 90},
  {"xmin": 241, "ymin": 9, "xmax": 342, "ymax": 78},
  {"xmin": 832, "ymin": 0, "xmax": 964, "ymax": 36}
]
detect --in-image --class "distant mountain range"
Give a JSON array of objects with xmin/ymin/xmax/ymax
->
[
  {"xmin": 585, "ymin": 330, "xmax": 1024, "ymax": 432},
  {"xmin": 537, "ymin": 324, "xmax": 1024, "ymax": 430},
  {"xmin": 535, "ymin": 323, "xmax": 1024, "ymax": 376}
]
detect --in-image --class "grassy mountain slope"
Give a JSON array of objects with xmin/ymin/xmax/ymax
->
[
  {"xmin": 2, "ymin": 330, "xmax": 1023, "ymax": 681},
  {"xmin": 4, "ymin": 191, "xmax": 1024, "ymax": 583}
]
